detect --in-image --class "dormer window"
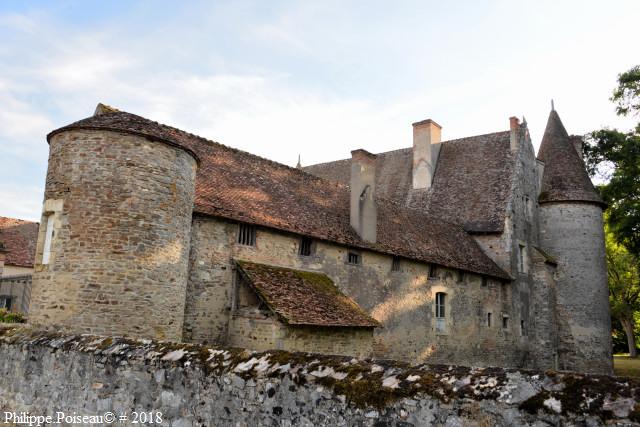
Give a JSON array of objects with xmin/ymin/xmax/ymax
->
[{"xmin": 237, "ymin": 224, "xmax": 256, "ymax": 246}]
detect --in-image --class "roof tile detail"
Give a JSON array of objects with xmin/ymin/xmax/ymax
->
[
  {"xmin": 0, "ymin": 217, "xmax": 39, "ymax": 268},
  {"xmin": 536, "ymin": 110, "xmax": 604, "ymax": 206},
  {"xmin": 236, "ymin": 260, "xmax": 380, "ymax": 328},
  {"xmin": 48, "ymin": 110, "xmax": 510, "ymax": 280}
]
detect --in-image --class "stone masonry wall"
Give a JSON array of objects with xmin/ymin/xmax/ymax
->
[
  {"xmin": 29, "ymin": 130, "xmax": 197, "ymax": 341},
  {"xmin": 228, "ymin": 311, "xmax": 373, "ymax": 358},
  {"xmin": 183, "ymin": 216, "xmax": 526, "ymax": 368},
  {"xmin": 0, "ymin": 328, "xmax": 638, "ymax": 427},
  {"xmin": 539, "ymin": 203, "xmax": 613, "ymax": 374}
]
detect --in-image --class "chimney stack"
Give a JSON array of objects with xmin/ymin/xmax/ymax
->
[
  {"xmin": 412, "ymin": 119, "xmax": 441, "ymax": 189},
  {"xmin": 350, "ymin": 149, "xmax": 377, "ymax": 243},
  {"xmin": 509, "ymin": 116, "xmax": 521, "ymax": 152}
]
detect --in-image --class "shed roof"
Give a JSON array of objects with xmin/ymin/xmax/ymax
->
[{"xmin": 236, "ymin": 260, "xmax": 380, "ymax": 328}]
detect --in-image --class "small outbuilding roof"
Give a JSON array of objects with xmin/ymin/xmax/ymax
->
[
  {"xmin": 0, "ymin": 216, "xmax": 39, "ymax": 268},
  {"xmin": 235, "ymin": 260, "xmax": 381, "ymax": 328}
]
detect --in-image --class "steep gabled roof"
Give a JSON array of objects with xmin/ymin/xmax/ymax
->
[
  {"xmin": 304, "ymin": 131, "xmax": 514, "ymax": 233},
  {"xmin": 236, "ymin": 260, "xmax": 380, "ymax": 328},
  {"xmin": 0, "ymin": 217, "xmax": 39, "ymax": 268},
  {"xmin": 47, "ymin": 109, "xmax": 510, "ymax": 280},
  {"xmin": 536, "ymin": 110, "xmax": 604, "ymax": 206}
]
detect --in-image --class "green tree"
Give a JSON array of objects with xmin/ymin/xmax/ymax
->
[
  {"xmin": 584, "ymin": 65, "xmax": 640, "ymax": 258},
  {"xmin": 606, "ymin": 227, "xmax": 640, "ymax": 357}
]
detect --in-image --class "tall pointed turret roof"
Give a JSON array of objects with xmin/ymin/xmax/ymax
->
[{"xmin": 537, "ymin": 109, "xmax": 604, "ymax": 206}]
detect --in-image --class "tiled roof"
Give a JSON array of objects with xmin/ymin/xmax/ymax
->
[
  {"xmin": 537, "ymin": 110, "xmax": 604, "ymax": 206},
  {"xmin": 304, "ymin": 131, "xmax": 514, "ymax": 233},
  {"xmin": 236, "ymin": 260, "xmax": 380, "ymax": 328},
  {"xmin": 0, "ymin": 217, "xmax": 39, "ymax": 267},
  {"xmin": 48, "ymin": 110, "xmax": 510, "ymax": 280}
]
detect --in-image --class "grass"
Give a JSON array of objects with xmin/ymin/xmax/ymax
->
[{"xmin": 614, "ymin": 354, "xmax": 640, "ymax": 377}]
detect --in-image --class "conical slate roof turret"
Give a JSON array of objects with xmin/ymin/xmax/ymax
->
[{"xmin": 537, "ymin": 109, "xmax": 604, "ymax": 206}]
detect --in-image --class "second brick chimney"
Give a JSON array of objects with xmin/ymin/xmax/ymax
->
[
  {"xmin": 350, "ymin": 149, "xmax": 377, "ymax": 243},
  {"xmin": 412, "ymin": 119, "xmax": 441, "ymax": 190}
]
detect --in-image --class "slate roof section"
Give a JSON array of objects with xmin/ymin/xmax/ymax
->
[
  {"xmin": 0, "ymin": 217, "xmax": 39, "ymax": 268},
  {"xmin": 236, "ymin": 260, "xmax": 380, "ymax": 328},
  {"xmin": 48, "ymin": 109, "xmax": 510, "ymax": 280},
  {"xmin": 536, "ymin": 110, "xmax": 604, "ymax": 206},
  {"xmin": 304, "ymin": 131, "xmax": 514, "ymax": 233}
]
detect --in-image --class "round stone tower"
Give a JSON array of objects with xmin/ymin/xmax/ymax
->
[
  {"xmin": 29, "ymin": 104, "xmax": 199, "ymax": 341},
  {"xmin": 537, "ymin": 109, "xmax": 612, "ymax": 374}
]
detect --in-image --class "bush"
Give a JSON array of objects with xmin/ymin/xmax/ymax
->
[{"xmin": 0, "ymin": 309, "xmax": 25, "ymax": 323}]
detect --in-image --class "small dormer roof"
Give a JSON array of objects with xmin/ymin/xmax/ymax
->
[{"xmin": 536, "ymin": 110, "xmax": 604, "ymax": 206}]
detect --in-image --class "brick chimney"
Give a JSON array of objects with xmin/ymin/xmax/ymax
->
[
  {"xmin": 350, "ymin": 149, "xmax": 377, "ymax": 243},
  {"xmin": 509, "ymin": 116, "xmax": 520, "ymax": 152},
  {"xmin": 412, "ymin": 119, "xmax": 441, "ymax": 189}
]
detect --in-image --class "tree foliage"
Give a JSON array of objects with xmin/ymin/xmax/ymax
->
[
  {"xmin": 606, "ymin": 226, "xmax": 640, "ymax": 356},
  {"xmin": 584, "ymin": 65, "xmax": 640, "ymax": 258}
]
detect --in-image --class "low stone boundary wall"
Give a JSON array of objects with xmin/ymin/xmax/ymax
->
[{"xmin": 0, "ymin": 327, "xmax": 638, "ymax": 426}]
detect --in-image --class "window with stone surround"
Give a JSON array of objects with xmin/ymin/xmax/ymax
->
[
  {"xmin": 237, "ymin": 224, "xmax": 256, "ymax": 246},
  {"xmin": 347, "ymin": 251, "xmax": 361, "ymax": 265},
  {"xmin": 42, "ymin": 214, "xmax": 55, "ymax": 265},
  {"xmin": 502, "ymin": 315, "xmax": 509, "ymax": 330},
  {"xmin": 518, "ymin": 244, "xmax": 526, "ymax": 273}
]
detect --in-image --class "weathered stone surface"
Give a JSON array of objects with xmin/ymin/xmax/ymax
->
[{"xmin": 0, "ymin": 328, "xmax": 637, "ymax": 427}]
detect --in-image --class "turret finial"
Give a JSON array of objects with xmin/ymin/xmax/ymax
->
[
  {"xmin": 296, "ymin": 154, "xmax": 302, "ymax": 169},
  {"xmin": 551, "ymin": 99, "xmax": 555, "ymax": 111}
]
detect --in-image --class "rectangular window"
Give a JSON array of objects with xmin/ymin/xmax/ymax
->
[
  {"xmin": 391, "ymin": 256, "xmax": 401, "ymax": 272},
  {"xmin": 481, "ymin": 276, "xmax": 487, "ymax": 287},
  {"xmin": 237, "ymin": 224, "xmax": 256, "ymax": 246},
  {"xmin": 299, "ymin": 237, "xmax": 313, "ymax": 256},
  {"xmin": 42, "ymin": 214, "xmax": 55, "ymax": 265},
  {"xmin": 347, "ymin": 251, "xmax": 360, "ymax": 265},
  {"xmin": 518, "ymin": 244, "xmax": 526, "ymax": 273},
  {"xmin": 428, "ymin": 264, "xmax": 438, "ymax": 279},
  {"xmin": 457, "ymin": 271, "xmax": 465, "ymax": 282},
  {"xmin": 487, "ymin": 312, "xmax": 492, "ymax": 327},
  {"xmin": 521, "ymin": 320, "xmax": 527, "ymax": 336},
  {"xmin": 502, "ymin": 315, "xmax": 509, "ymax": 329}
]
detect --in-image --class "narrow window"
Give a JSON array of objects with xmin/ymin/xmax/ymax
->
[
  {"xmin": 237, "ymin": 224, "xmax": 256, "ymax": 246},
  {"xmin": 487, "ymin": 312, "xmax": 492, "ymax": 327},
  {"xmin": 502, "ymin": 315, "xmax": 509, "ymax": 329},
  {"xmin": 347, "ymin": 251, "xmax": 360, "ymax": 265},
  {"xmin": 42, "ymin": 214, "xmax": 55, "ymax": 265},
  {"xmin": 428, "ymin": 264, "xmax": 438, "ymax": 279},
  {"xmin": 391, "ymin": 256, "xmax": 401, "ymax": 272},
  {"xmin": 457, "ymin": 271, "xmax": 465, "ymax": 282},
  {"xmin": 518, "ymin": 244, "xmax": 525, "ymax": 273},
  {"xmin": 299, "ymin": 237, "xmax": 313, "ymax": 256},
  {"xmin": 520, "ymin": 320, "xmax": 527, "ymax": 336},
  {"xmin": 435, "ymin": 292, "xmax": 446, "ymax": 332},
  {"xmin": 481, "ymin": 276, "xmax": 487, "ymax": 287}
]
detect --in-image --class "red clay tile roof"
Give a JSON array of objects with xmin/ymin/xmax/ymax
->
[
  {"xmin": 48, "ymin": 110, "xmax": 510, "ymax": 280},
  {"xmin": 0, "ymin": 217, "xmax": 39, "ymax": 268},
  {"xmin": 236, "ymin": 260, "xmax": 380, "ymax": 327},
  {"xmin": 537, "ymin": 110, "xmax": 604, "ymax": 206},
  {"xmin": 304, "ymin": 131, "xmax": 514, "ymax": 233}
]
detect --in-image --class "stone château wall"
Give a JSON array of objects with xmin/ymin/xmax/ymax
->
[{"xmin": 0, "ymin": 328, "xmax": 637, "ymax": 427}]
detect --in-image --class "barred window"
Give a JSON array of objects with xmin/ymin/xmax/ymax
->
[
  {"xmin": 391, "ymin": 256, "xmax": 401, "ymax": 272},
  {"xmin": 299, "ymin": 237, "xmax": 313, "ymax": 256},
  {"xmin": 347, "ymin": 251, "xmax": 360, "ymax": 265},
  {"xmin": 237, "ymin": 224, "xmax": 256, "ymax": 246}
]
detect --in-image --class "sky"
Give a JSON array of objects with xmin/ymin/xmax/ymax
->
[{"xmin": 0, "ymin": 0, "xmax": 638, "ymax": 222}]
